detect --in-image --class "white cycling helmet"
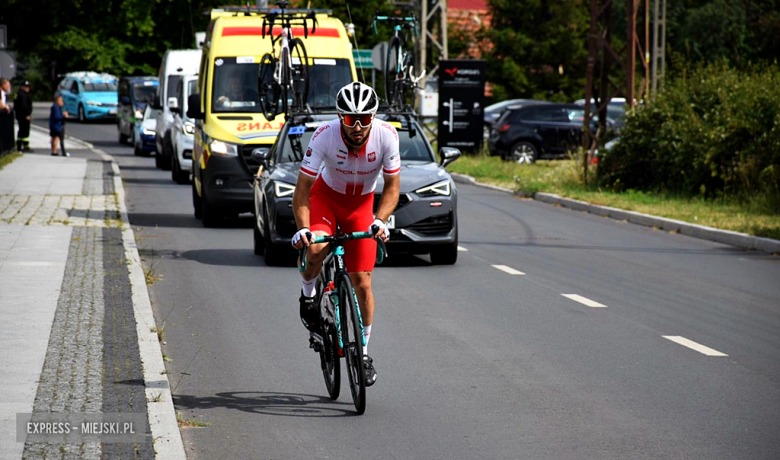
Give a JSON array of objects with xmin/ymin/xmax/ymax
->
[{"xmin": 336, "ymin": 81, "xmax": 379, "ymax": 114}]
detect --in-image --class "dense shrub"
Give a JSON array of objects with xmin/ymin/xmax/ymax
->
[{"xmin": 597, "ymin": 63, "xmax": 780, "ymax": 210}]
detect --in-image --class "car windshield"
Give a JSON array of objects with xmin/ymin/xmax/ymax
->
[
  {"xmin": 83, "ymin": 82, "xmax": 117, "ymax": 92},
  {"xmin": 212, "ymin": 57, "xmax": 352, "ymax": 113},
  {"xmin": 133, "ymin": 84, "xmax": 157, "ymax": 102},
  {"xmin": 278, "ymin": 121, "xmax": 434, "ymax": 164}
]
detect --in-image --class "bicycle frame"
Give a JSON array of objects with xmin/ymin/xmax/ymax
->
[
  {"xmin": 372, "ymin": 14, "xmax": 425, "ymax": 108},
  {"xmin": 299, "ymin": 231, "xmax": 387, "ymax": 348}
]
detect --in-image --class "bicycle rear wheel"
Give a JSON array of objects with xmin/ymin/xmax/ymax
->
[
  {"xmin": 280, "ymin": 47, "xmax": 290, "ymax": 115},
  {"xmin": 258, "ymin": 53, "xmax": 281, "ymax": 120},
  {"xmin": 290, "ymin": 38, "xmax": 310, "ymax": 110},
  {"xmin": 317, "ymin": 279, "xmax": 340, "ymax": 400},
  {"xmin": 338, "ymin": 273, "xmax": 366, "ymax": 414},
  {"xmin": 384, "ymin": 36, "xmax": 401, "ymax": 105}
]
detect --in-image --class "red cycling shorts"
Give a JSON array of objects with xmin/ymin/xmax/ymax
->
[{"xmin": 309, "ymin": 177, "xmax": 377, "ymax": 273}]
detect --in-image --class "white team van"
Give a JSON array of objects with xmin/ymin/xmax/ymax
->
[{"xmin": 153, "ymin": 49, "xmax": 202, "ymax": 170}]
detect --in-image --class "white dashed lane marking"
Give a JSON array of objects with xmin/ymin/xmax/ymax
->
[
  {"xmin": 562, "ymin": 294, "xmax": 607, "ymax": 308},
  {"xmin": 663, "ymin": 336, "xmax": 728, "ymax": 357},
  {"xmin": 457, "ymin": 246, "xmax": 468, "ymax": 252},
  {"xmin": 492, "ymin": 265, "xmax": 525, "ymax": 275}
]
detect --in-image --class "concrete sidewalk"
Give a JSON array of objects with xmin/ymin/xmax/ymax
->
[{"xmin": 0, "ymin": 150, "xmax": 184, "ymax": 459}]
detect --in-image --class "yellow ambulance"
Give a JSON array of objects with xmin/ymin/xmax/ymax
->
[{"xmin": 188, "ymin": 8, "xmax": 357, "ymax": 226}]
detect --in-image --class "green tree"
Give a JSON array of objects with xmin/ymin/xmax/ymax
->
[{"xmin": 484, "ymin": 0, "xmax": 590, "ymax": 102}]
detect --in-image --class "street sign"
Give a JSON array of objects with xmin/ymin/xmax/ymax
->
[
  {"xmin": 437, "ymin": 59, "xmax": 486, "ymax": 153},
  {"xmin": 353, "ymin": 49, "xmax": 373, "ymax": 69},
  {"xmin": 371, "ymin": 43, "xmax": 388, "ymax": 72}
]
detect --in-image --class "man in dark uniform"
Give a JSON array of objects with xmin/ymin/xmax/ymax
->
[{"xmin": 15, "ymin": 81, "xmax": 33, "ymax": 152}]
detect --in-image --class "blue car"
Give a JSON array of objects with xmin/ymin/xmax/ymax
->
[{"xmin": 57, "ymin": 72, "xmax": 119, "ymax": 122}]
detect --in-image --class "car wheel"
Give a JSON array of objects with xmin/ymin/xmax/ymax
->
[
  {"xmin": 201, "ymin": 193, "xmax": 219, "ymax": 228},
  {"xmin": 118, "ymin": 126, "xmax": 128, "ymax": 145},
  {"xmin": 263, "ymin": 214, "xmax": 286, "ymax": 266},
  {"xmin": 430, "ymin": 228, "xmax": 458, "ymax": 265},
  {"xmin": 160, "ymin": 135, "xmax": 172, "ymax": 171},
  {"xmin": 253, "ymin": 217, "xmax": 265, "ymax": 256},
  {"xmin": 154, "ymin": 144, "xmax": 165, "ymax": 168},
  {"xmin": 510, "ymin": 141, "xmax": 538, "ymax": 164},
  {"xmin": 192, "ymin": 179, "xmax": 203, "ymax": 219},
  {"xmin": 78, "ymin": 105, "xmax": 86, "ymax": 123},
  {"xmin": 171, "ymin": 151, "xmax": 188, "ymax": 184}
]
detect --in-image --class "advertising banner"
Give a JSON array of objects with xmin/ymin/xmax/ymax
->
[{"xmin": 437, "ymin": 60, "xmax": 486, "ymax": 153}]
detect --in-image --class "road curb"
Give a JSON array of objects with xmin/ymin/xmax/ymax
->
[
  {"xmin": 450, "ymin": 172, "xmax": 780, "ymax": 255},
  {"xmin": 95, "ymin": 146, "xmax": 187, "ymax": 459}
]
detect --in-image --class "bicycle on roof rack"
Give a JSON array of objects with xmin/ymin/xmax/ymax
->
[
  {"xmin": 372, "ymin": 13, "xmax": 426, "ymax": 110},
  {"xmin": 258, "ymin": 1, "xmax": 319, "ymax": 120}
]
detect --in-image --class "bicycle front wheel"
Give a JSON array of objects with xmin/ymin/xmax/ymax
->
[
  {"xmin": 384, "ymin": 36, "xmax": 401, "ymax": 105},
  {"xmin": 290, "ymin": 38, "xmax": 310, "ymax": 109},
  {"xmin": 338, "ymin": 274, "xmax": 366, "ymax": 414},
  {"xmin": 258, "ymin": 53, "xmax": 280, "ymax": 120},
  {"xmin": 317, "ymin": 279, "xmax": 340, "ymax": 400}
]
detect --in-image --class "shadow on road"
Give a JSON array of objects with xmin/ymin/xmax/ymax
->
[
  {"xmin": 174, "ymin": 391, "xmax": 355, "ymax": 417},
  {"xmin": 129, "ymin": 212, "xmax": 203, "ymax": 229},
  {"xmin": 119, "ymin": 164, "xmax": 159, "ymax": 171},
  {"xmin": 122, "ymin": 177, "xmax": 182, "ymax": 186}
]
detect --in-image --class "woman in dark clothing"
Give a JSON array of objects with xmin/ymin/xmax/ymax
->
[{"xmin": 49, "ymin": 94, "xmax": 69, "ymax": 156}]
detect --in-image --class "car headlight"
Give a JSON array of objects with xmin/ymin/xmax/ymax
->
[
  {"xmin": 274, "ymin": 182, "xmax": 296, "ymax": 198},
  {"xmin": 142, "ymin": 127, "xmax": 155, "ymax": 136},
  {"xmin": 415, "ymin": 180, "xmax": 451, "ymax": 197},
  {"xmin": 183, "ymin": 122, "xmax": 195, "ymax": 135},
  {"xmin": 135, "ymin": 110, "xmax": 143, "ymax": 119},
  {"xmin": 86, "ymin": 101, "xmax": 101, "ymax": 106},
  {"xmin": 209, "ymin": 138, "xmax": 238, "ymax": 157}
]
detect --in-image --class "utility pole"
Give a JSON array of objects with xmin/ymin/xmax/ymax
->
[
  {"xmin": 651, "ymin": 0, "xmax": 667, "ymax": 97},
  {"xmin": 419, "ymin": 0, "xmax": 448, "ymax": 85}
]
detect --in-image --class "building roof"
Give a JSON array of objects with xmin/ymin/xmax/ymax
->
[{"xmin": 449, "ymin": 0, "xmax": 488, "ymax": 10}]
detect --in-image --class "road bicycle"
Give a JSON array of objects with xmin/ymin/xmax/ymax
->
[
  {"xmin": 373, "ymin": 13, "xmax": 425, "ymax": 109},
  {"xmin": 299, "ymin": 228, "xmax": 386, "ymax": 415},
  {"xmin": 258, "ymin": 1, "xmax": 317, "ymax": 119}
]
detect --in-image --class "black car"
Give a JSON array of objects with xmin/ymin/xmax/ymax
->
[
  {"xmin": 252, "ymin": 112, "xmax": 462, "ymax": 266},
  {"xmin": 117, "ymin": 76, "xmax": 158, "ymax": 145},
  {"xmin": 488, "ymin": 103, "xmax": 604, "ymax": 164},
  {"xmin": 483, "ymin": 98, "xmax": 549, "ymax": 139}
]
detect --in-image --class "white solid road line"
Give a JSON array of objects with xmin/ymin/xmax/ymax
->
[
  {"xmin": 561, "ymin": 294, "xmax": 608, "ymax": 308},
  {"xmin": 492, "ymin": 265, "xmax": 525, "ymax": 275},
  {"xmin": 662, "ymin": 336, "xmax": 728, "ymax": 357},
  {"xmin": 457, "ymin": 246, "xmax": 468, "ymax": 252}
]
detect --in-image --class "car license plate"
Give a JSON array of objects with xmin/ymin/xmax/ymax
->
[
  {"xmin": 109, "ymin": 109, "xmax": 117, "ymax": 115},
  {"xmin": 387, "ymin": 215, "xmax": 395, "ymax": 229}
]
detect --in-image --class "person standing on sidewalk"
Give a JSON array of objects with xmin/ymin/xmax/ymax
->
[
  {"xmin": 0, "ymin": 78, "xmax": 13, "ymax": 154},
  {"xmin": 15, "ymin": 81, "xmax": 33, "ymax": 152},
  {"xmin": 49, "ymin": 94, "xmax": 69, "ymax": 157}
]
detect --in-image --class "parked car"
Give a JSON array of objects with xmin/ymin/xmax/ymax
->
[
  {"xmin": 57, "ymin": 72, "xmax": 118, "ymax": 122},
  {"xmin": 169, "ymin": 75, "xmax": 198, "ymax": 184},
  {"xmin": 574, "ymin": 98, "xmax": 626, "ymax": 130},
  {"xmin": 117, "ymin": 76, "xmax": 158, "ymax": 145},
  {"xmin": 252, "ymin": 112, "xmax": 462, "ymax": 266},
  {"xmin": 483, "ymin": 99, "xmax": 549, "ymax": 139},
  {"xmin": 488, "ymin": 103, "xmax": 609, "ymax": 163},
  {"xmin": 133, "ymin": 104, "xmax": 159, "ymax": 156},
  {"xmin": 154, "ymin": 49, "xmax": 202, "ymax": 170}
]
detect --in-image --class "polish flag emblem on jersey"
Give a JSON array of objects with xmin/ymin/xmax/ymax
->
[{"xmin": 368, "ymin": 151, "xmax": 376, "ymax": 162}]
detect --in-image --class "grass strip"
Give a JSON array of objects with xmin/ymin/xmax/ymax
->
[
  {"xmin": 0, "ymin": 152, "xmax": 22, "ymax": 171},
  {"xmin": 448, "ymin": 155, "xmax": 780, "ymax": 241}
]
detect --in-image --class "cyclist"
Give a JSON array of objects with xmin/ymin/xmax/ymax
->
[{"xmin": 291, "ymin": 82, "xmax": 400, "ymax": 387}]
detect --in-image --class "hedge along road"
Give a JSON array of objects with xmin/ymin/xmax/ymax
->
[{"xmin": 32, "ymin": 112, "xmax": 780, "ymax": 460}]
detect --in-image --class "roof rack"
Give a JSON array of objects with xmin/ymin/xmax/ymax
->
[{"xmin": 212, "ymin": 6, "xmax": 332, "ymax": 16}]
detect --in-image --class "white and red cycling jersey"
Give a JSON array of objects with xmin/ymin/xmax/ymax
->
[{"xmin": 299, "ymin": 118, "xmax": 401, "ymax": 195}]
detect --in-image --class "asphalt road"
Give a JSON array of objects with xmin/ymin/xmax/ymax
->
[{"xmin": 33, "ymin": 111, "xmax": 780, "ymax": 459}]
